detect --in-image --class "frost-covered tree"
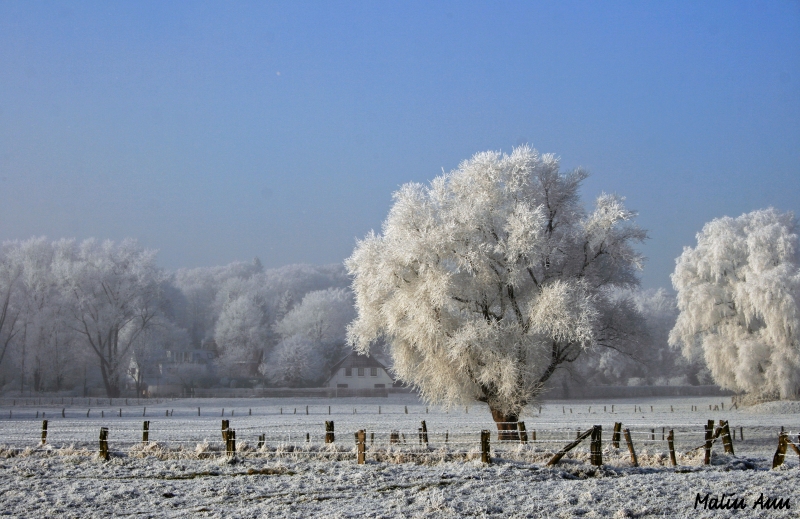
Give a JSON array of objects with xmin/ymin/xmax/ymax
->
[
  {"xmin": 262, "ymin": 288, "xmax": 356, "ymax": 386},
  {"xmin": 347, "ymin": 145, "xmax": 646, "ymax": 434},
  {"xmin": 10, "ymin": 237, "xmax": 83, "ymax": 392},
  {"xmin": 53, "ymin": 239, "xmax": 164, "ymax": 398},
  {"xmin": 260, "ymin": 335, "xmax": 323, "ymax": 386},
  {"xmin": 214, "ymin": 284, "xmax": 270, "ymax": 379},
  {"xmin": 670, "ymin": 208, "xmax": 800, "ymax": 400},
  {"xmin": 0, "ymin": 242, "xmax": 24, "ymax": 375},
  {"xmin": 172, "ymin": 258, "xmax": 264, "ymax": 349},
  {"xmin": 129, "ymin": 317, "xmax": 190, "ymax": 396}
]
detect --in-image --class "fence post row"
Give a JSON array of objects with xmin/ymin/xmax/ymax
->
[
  {"xmin": 623, "ymin": 428, "xmax": 638, "ymax": 467},
  {"xmin": 356, "ymin": 429, "xmax": 366, "ymax": 464},
  {"xmin": 325, "ymin": 421, "xmax": 334, "ymax": 443},
  {"xmin": 773, "ymin": 432, "xmax": 788, "ymax": 469},
  {"xmin": 480, "ymin": 430, "xmax": 491, "ymax": 464},
  {"xmin": 720, "ymin": 420, "xmax": 734, "ymax": 455},
  {"xmin": 546, "ymin": 426, "xmax": 595, "ymax": 467},
  {"xmin": 517, "ymin": 421, "xmax": 528, "ymax": 444},
  {"xmin": 99, "ymin": 427, "xmax": 109, "ymax": 461},
  {"xmin": 590, "ymin": 425, "xmax": 602, "ymax": 466},
  {"xmin": 667, "ymin": 429, "xmax": 677, "ymax": 466},
  {"xmin": 612, "ymin": 422, "xmax": 622, "ymax": 449},
  {"xmin": 228, "ymin": 429, "xmax": 236, "ymax": 456},
  {"xmin": 421, "ymin": 420, "xmax": 428, "ymax": 447},
  {"xmin": 704, "ymin": 419, "xmax": 713, "ymax": 465},
  {"xmin": 142, "ymin": 421, "xmax": 149, "ymax": 444},
  {"xmin": 41, "ymin": 420, "xmax": 48, "ymax": 445}
]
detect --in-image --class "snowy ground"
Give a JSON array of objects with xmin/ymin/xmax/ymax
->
[{"xmin": 0, "ymin": 394, "xmax": 798, "ymax": 517}]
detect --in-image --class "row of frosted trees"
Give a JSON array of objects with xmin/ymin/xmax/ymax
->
[
  {"xmin": 0, "ymin": 234, "xmax": 697, "ymax": 399},
  {"xmin": 0, "ymin": 239, "xmax": 358, "ymax": 397}
]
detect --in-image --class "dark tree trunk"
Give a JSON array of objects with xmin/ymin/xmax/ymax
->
[
  {"xmin": 490, "ymin": 407, "xmax": 520, "ymax": 441},
  {"xmin": 99, "ymin": 361, "xmax": 121, "ymax": 398}
]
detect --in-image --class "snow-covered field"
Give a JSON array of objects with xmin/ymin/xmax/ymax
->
[{"xmin": 0, "ymin": 394, "xmax": 798, "ymax": 518}]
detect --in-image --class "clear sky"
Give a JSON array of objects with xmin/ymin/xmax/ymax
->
[{"xmin": 1, "ymin": 1, "xmax": 798, "ymax": 289}]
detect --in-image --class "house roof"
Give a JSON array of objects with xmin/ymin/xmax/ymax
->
[{"xmin": 328, "ymin": 351, "xmax": 390, "ymax": 376}]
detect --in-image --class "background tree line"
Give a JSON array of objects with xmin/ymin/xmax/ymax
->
[
  {"xmin": 0, "ymin": 234, "xmax": 695, "ymax": 398},
  {"xmin": 0, "ymin": 238, "xmax": 357, "ymax": 396}
]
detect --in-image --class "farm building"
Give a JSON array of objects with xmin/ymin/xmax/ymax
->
[{"xmin": 326, "ymin": 352, "xmax": 395, "ymax": 390}]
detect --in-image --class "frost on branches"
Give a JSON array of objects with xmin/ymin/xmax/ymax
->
[
  {"xmin": 670, "ymin": 208, "xmax": 800, "ymax": 401},
  {"xmin": 262, "ymin": 288, "xmax": 355, "ymax": 386},
  {"xmin": 346, "ymin": 146, "xmax": 646, "ymax": 434}
]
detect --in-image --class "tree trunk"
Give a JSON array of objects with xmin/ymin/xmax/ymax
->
[
  {"xmin": 490, "ymin": 407, "xmax": 520, "ymax": 441},
  {"xmin": 99, "ymin": 361, "xmax": 121, "ymax": 398}
]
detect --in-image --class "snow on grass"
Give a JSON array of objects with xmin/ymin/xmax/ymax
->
[{"xmin": 0, "ymin": 394, "xmax": 798, "ymax": 517}]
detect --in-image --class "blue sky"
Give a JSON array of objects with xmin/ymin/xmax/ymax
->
[{"xmin": 0, "ymin": 1, "xmax": 798, "ymax": 289}]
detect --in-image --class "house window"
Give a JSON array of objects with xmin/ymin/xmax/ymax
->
[
  {"xmin": 371, "ymin": 367, "xmax": 378, "ymax": 377},
  {"xmin": 345, "ymin": 368, "xmax": 352, "ymax": 377},
  {"xmin": 358, "ymin": 367, "xmax": 364, "ymax": 377}
]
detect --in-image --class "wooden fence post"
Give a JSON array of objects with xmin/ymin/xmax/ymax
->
[
  {"xmin": 481, "ymin": 430, "xmax": 491, "ymax": 464},
  {"xmin": 222, "ymin": 420, "xmax": 229, "ymax": 441},
  {"xmin": 703, "ymin": 420, "xmax": 713, "ymax": 465},
  {"xmin": 227, "ymin": 429, "xmax": 236, "ymax": 456},
  {"xmin": 41, "ymin": 420, "xmax": 48, "ymax": 445},
  {"xmin": 357, "ymin": 430, "xmax": 366, "ymax": 464},
  {"xmin": 99, "ymin": 427, "xmax": 109, "ymax": 461},
  {"xmin": 390, "ymin": 430, "xmax": 400, "ymax": 444},
  {"xmin": 612, "ymin": 422, "xmax": 622, "ymax": 449},
  {"xmin": 258, "ymin": 434, "xmax": 265, "ymax": 450},
  {"xmin": 623, "ymin": 428, "xmax": 638, "ymax": 467},
  {"xmin": 421, "ymin": 420, "xmax": 429, "ymax": 447},
  {"xmin": 325, "ymin": 421, "xmax": 335, "ymax": 443},
  {"xmin": 142, "ymin": 421, "xmax": 149, "ymax": 444},
  {"xmin": 772, "ymin": 432, "xmax": 788, "ymax": 469},
  {"xmin": 721, "ymin": 420, "xmax": 734, "ymax": 454},
  {"xmin": 667, "ymin": 429, "xmax": 676, "ymax": 466},
  {"xmin": 590, "ymin": 425, "xmax": 602, "ymax": 466},
  {"xmin": 547, "ymin": 427, "xmax": 594, "ymax": 466},
  {"xmin": 517, "ymin": 421, "xmax": 528, "ymax": 444}
]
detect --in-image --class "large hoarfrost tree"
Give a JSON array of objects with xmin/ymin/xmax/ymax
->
[
  {"xmin": 347, "ymin": 146, "xmax": 646, "ymax": 434},
  {"xmin": 670, "ymin": 208, "xmax": 800, "ymax": 401},
  {"xmin": 54, "ymin": 239, "xmax": 163, "ymax": 398}
]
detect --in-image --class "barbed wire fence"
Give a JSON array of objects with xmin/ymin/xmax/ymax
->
[{"xmin": 0, "ymin": 415, "xmax": 796, "ymax": 469}]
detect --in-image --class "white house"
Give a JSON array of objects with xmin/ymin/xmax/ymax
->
[{"xmin": 326, "ymin": 352, "xmax": 395, "ymax": 390}]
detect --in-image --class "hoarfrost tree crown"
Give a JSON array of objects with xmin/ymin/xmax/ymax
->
[
  {"xmin": 670, "ymin": 208, "xmax": 800, "ymax": 400},
  {"xmin": 346, "ymin": 146, "xmax": 647, "ymax": 434}
]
